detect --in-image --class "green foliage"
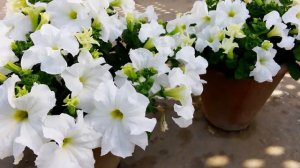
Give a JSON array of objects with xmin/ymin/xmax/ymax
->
[
  {"xmin": 205, "ymin": 0, "xmax": 219, "ymax": 10},
  {"xmin": 20, "ymin": 71, "xmax": 54, "ymax": 90},
  {"xmin": 122, "ymin": 23, "xmax": 143, "ymax": 49},
  {"xmin": 287, "ymin": 62, "xmax": 300, "ymax": 80},
  {"xmin": 293, "ymin": 45, "xmax": 300, "ymax": 61},
  {"xmin": 11, "ymin": 34, "xmax": 33, "ymax": 59},
  {"xmin": 247, "ymin": 1, "xmax": 290, "ymax": 18},
  {"xmin": 132, "ymin": 68, "xmax": 158, "ymax": 97}
]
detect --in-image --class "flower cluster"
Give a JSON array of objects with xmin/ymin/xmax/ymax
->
[
  {"xmin": 170, "ymin": 0, "xmax": 300, "ymax": 82},
  {"xmin": 0, "ymin": 0, "xmax": 208, "ymax": 167}
]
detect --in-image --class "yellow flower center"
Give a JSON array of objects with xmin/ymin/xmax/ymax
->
[
  {"xmin": 79, "ymin": 76, "xmax": 86, "ymax": 84},
  {"xmin": 296, "ymin": 12, "xmax": 300, "ymax": 19},
  {"xmin": 68, "ymin": 10, "xmax": 77, "ymax": 20},
  {"xmin": 202, "ymin": 16, "xmax": 211, "ymax": 23},
  {"xmin": 52, "ymin": 45, "xmax": 59, "ymax": 50},
  {"xmin": 228, "ymin": 10, "xmax": 236, "ymax": 17},
  {"xmin": 111, "ymin": 109, "xmax": 124, "ymax": 120},
  {"xmin": 62, "ymin": 138, "xmax": 73, "ymax": 148},
  {"xmin": 259, "ymin": 58, "xmax": 267, "ymax": 65},
  {"xmin": 13, "ymin": 110, "xmax": 28, "ymax": 122}
]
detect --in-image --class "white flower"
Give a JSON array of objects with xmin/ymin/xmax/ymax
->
[
  {"xmin": 264, "ymin": 11, "xmax": 295, "ymax": 50},
  {"xmin": 36, "ymin": 111, "xmax": 101, "ymax": 168},
  {"xmin": 135, "ymin": 5, "xmax": 158, "ymax": 21},
  {"xmin": 139, "ymin": 20, "xmax": 166, "ymax": 43},
  {"xmin": 0, "ymin": 21, "xmax": 10, "ymax": 36},
  {"xmin": 282, "ymin": 5, "xmax": 300, "ymax": 40},
  {"xmin": 129, "ymin": 48, "xmax": 169, "ymax": 74},
  {"xmin": 225, "ymin": 23, "xmax": 246, "ymax": 39},
  {"xmin": 21, "ymin": 24, "xmax": 79, "ymax": 74},
  {"xmin": 84, "ymin": 0, "xmax": 125, "ymax": 42},
  {"xmin": 0, "ymin": 75, "xmax": 56, "ymax": 164},
  {"xmin": 96, "ymin": 11, "xmax": 126, "ymax": 42},
  {"xmin": 162, "ymin": 68, "xmax": 195, "ymax": 128},
  {"xmin": 85, "ymin": 81, "xmax": 156, "ymax": 158},
  {"xmin": 220, "ymin": 38, "xmax": 239, "ymax": 59},
  {"xmin": 46, "ymin": 0, "xmax": 91, "ymax": 33},
  {"xmin": 83, "ymin": 0, "xmax": 109, "ymax": 15},
  {"xmin": 61, "ymin": 51, "xmax": 112, "ymax": 112},
  {"xmin": 109, "ymin": 0, "xmax": 135, "ymax": 13},
  {"xmin": 188, "ymin": 1, "xmax": 217, "ymax": 29},
  {"xmin": 195, "ymin": 26, "xmax": 222, "ymax": 52},
  {"xmin": 250, "ymin": 42, "xmax": 281, "ymax": 83},
  {"xmin": 2, "ymin": 12, "xmax": 32, "ymax": 41},
  {"xmin": 176, "ymin": 46, "xmax": 208, "ymax": 95},
  {"xmin": 293, "ymin": 0, "xmax": 300, "ymax": 5},
  {"xmin": 0, "ymin": 35, "xmax": 18, "ymax": 67},
  {"xmin": 153, "ymin": 36, "xmax": 176, "ymax": 57},
  {"xmin": 216, "ymin": 0, "xmax": 249, "ymax": 28}
]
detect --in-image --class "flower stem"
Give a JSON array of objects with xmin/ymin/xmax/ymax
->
[
  {"xmin": 255, "ymin": 0, "xmax": 263, "ymax": 6},
  {"xmin": 4, "ymin": 62, "xmax": 22, "ymax": 74},
  {"xmin": 0, "ymin": 72, "xmax": 7, "ymax": 83}
]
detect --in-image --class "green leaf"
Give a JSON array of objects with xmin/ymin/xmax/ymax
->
[
  {"xmin": 287, "ymin": 62, "xmax": 300, "ymax": 80},
  {"xmin": 293, "ymin": 45, "xmax": 300, "ymax": 61}
]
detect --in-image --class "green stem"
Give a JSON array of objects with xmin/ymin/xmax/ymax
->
[
  {"xmin": 149, "ymin": 90, "xmax": 164, "ymax": 99},
  {"xmin": 0, "ymin": 72, "xmax": 7, "ymax": 83},
  {"xmin": 255, "ymin": 0, "xmax": 263, "ymax": 6},
  {"xmin": 4, "ymin": 62, "xmax": 22, "ymax": 74},
  {"xmin": 144, "ymin": 38, "xmax": 154, "ymax": 50}
]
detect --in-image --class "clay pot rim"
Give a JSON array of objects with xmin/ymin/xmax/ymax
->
[{"xmin": 202, "ymin": 64, "xmax": 288, "ymax": 82}]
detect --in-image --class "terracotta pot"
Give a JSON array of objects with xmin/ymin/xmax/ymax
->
[{"xmin": 200, "ymin": 65, "xmax": 288, "ymax": 131}]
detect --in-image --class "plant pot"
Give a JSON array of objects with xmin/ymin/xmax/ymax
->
[
  {"xmin": 200, "ymin": 65, "xmax": 288, "ymax": 131},
  {"xmin": 0, "ymin": 148, "xmax": 120, "ymax": 168}
]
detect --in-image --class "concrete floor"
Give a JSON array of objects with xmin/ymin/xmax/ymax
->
[{"xmin": 0, "ymin": 0, "xmax": 300, "ymax": 168}]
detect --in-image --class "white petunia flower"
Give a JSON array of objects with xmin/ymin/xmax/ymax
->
[
  {"xmin": 282, "ymin": 5, "xmax": 300, "ymax": 40},
  {"xmin": 96, "ymin": 10, "xmax": 126, "ymax": 42},
  {"xmin": 195, "ymin": 26, "xmax": 222, "ymax": 52},
  {"xmin": 2, "ymin": 12, "xmax": 32, "ymax": 41},
  {"xmin": 109, "ymin": 0, "xmax": 135, "ymax": 13},
  {"xmin": 85, "ymin": 81, "xmax": 156, "ymax": 158},
  {"xmin": 83, "ymin": 0, "xmax": 125, "ymax": 42},
  {"xmin": 153, "ymin": 36, "xmax": 176, "ymax": 57},
  {"xmin": 61, "ymin": 51, "xmax": 112, "ymax": 112},
  {"xmin": 46, "ymin": 0, "xmax": 91, "ymax": 33},
  {"xmin": 220, "ymin": 38, "xmax": 239, "ymax": 59},
  {"xmin": 225, "ymin": 23, "xmax": 246, "ymax": 39},
  {"xmin": 216, "ymin": 0, "xmax": 249, "ymax": 28},
  {"xmin": 138, "ymin": 20, "xmax": 166, "ymax": 43},
  {"xmin": 0, "ymin": 75, "xmax": 56, "ymax": 164},
  {"xmin": 83, "ymin": 0, "xmax": 109, "ymax": 15},
  {"xmin": 128, "ymin": 48, "xmax": 170, "ymax": 74},
  {"xmin": 36, "ymin": 111, "xmax": 101, "ymax": 168},
  {"xmin": 250, "ymin": 41, "xmax": 281, "ymax": 83},
  {"xmin": 21, "ymin": 24, "xmax": 79, "ymax": 74},
  {"xmin": 187, "ymin": 1, "xmax": 217, "ymax": 29},
  {"xmin": 264, "ymin": 11, "xmax": 295, "ymax": 50},
  {"xmin": 176, "ymin": 46, "xmax": 208, "ymax": 95},
  {"xmin": 137, "ymin": 5, "xmax": 158, "ymax": 21},
  {"xmin": 160, "ymin": 68, "xmax": 195, "ymax": 128},
  {"xmin": 0, "ymin": 35, "xmax": 18, "ymax": 67}
]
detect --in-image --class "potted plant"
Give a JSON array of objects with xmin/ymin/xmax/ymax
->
[
  {"xmin": 164, "ymin": 0, "xmax": 300, "ymax": 131},
  {"xmin": 0, "ymin": 0, "xmax": 209, "ymax": 167}
]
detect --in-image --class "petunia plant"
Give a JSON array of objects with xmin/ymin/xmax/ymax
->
[
  {"xmin": 169, "ymin": 0, "xmax": 300, "ymax": 82},
  {"xmin": 0, "ymin": 0, "xmax": 209, "ymax": 167}
]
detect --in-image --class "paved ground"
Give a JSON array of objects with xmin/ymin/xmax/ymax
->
[{"xmin": 1, "ymin": 0, "xmax": 300, "ymax": 168}]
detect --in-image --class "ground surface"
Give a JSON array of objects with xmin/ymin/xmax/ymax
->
[{"xmin": 0, "ymin": 0, "xmax": 300, "ymax": 168}]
